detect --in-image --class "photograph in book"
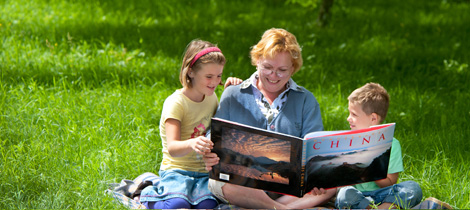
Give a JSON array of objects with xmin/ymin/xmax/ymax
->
[
  {"xmin": 210, "ymin": 118, "xmax": 304, "ymax": 196},
  {"xmin": 209, "ymin": 118, "xmax": 396, "ymax": 197},
  {"xmin": 218, "ymin": 127, "xmax": 292, "ymax": 185},
  {"xmin": 303, "ymin": 128, "xmax": 394, "ymax": 191}
]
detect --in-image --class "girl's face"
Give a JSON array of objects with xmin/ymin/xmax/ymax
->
[
  {"xmin": 256, "ymin": 51, "xmax": 294, "ymax": 97},
  {"xmin": 189, "ymin": 63, "xmax": 223, "ymax": 100}
]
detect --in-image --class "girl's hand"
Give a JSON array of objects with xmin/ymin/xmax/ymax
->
[
  {"xmin": 191, "ymin": 136, "xmax": 214, "ymax": 155},
  {"xmin": 223, "ymin": 77, "xmax": 243, "ymax": 89}
]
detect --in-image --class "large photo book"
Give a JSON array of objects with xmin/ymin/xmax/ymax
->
[{"xmin": 209, "ymin": 118, "xmax": 396, "ymax": 197}]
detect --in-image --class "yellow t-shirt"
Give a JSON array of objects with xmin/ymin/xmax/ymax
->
[{"xmin": 159, "ymin": 89, "xmax": 218, "ymax": 173}]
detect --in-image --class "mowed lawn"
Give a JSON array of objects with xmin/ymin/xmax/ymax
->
[{"xmin": 1, "ymin": 0, "xmax": 469, "ymax": 208}]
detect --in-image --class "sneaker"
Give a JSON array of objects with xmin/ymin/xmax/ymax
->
[{"xmin": 412, "ymin": 197, "xmax": 453, "ymax": 209}]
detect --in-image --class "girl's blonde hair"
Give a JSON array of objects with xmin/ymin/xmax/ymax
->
[
  {"xmin": 179, "ymin": 40, "xmax": 226, "ymax": 88},
  {"xmin": 250, "ymin": 28, "xmax": 303, "ymax": 74}
]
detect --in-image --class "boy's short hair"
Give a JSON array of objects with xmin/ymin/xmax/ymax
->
[{"xmin": 348, "ymin": 82, "xmax": 390, "ymax": 123}]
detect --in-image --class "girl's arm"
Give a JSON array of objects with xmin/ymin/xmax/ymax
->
[
  {"xmin": 375, "ymin": 172, "xmax": 399, "ymax": 188},
  {"xmin": 165, "ymin": 119, "xmax": 213, "ymax": 157}
]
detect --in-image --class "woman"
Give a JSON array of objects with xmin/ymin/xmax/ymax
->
[{"xmin": 203, "ymin": 28, "xmax": 336, "ymax": 209}]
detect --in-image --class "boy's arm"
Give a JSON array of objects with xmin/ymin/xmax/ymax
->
[{"xmin": 375, "ymin": 172, "xmax": 399, "ymax": 188}]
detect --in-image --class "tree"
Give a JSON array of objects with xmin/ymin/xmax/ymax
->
[{"xmin": 288, "ymin": 0, "xmax": 334, "ymax": 27}]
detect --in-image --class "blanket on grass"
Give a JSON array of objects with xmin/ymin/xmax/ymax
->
[
  {"xmin": 105, "ymin": 173, "xmax": 452, "ymax": 210},
  {"xmin": 105, "ymin": 172, "xmax": 160, "ymax": 209}
]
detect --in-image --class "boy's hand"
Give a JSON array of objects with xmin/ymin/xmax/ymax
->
[{"xmin": 223, "ymin": 77, "xmax": 243, "ymax": 89}]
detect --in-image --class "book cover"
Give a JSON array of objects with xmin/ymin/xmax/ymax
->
[{"xmin": 209, "ymin": 118, "xmax": 395, "ymax": 197}]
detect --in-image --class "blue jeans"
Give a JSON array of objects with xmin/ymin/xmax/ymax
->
[
  {"xmin": 336, "ymin": 181, "xmax": 423, "ymax": 209},
  {"xmin": 139, "ymin": 169, "xmax": 216, "ymax": 205}
]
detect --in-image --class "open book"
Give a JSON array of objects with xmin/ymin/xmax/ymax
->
[{"xmin": 209, "ymin": 118, "xmax": 396, "ymax": 197}]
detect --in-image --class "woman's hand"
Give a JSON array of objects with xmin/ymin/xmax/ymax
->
[
  {"xmin": 223, "ymin": 77, "xmax": 243, "ymax": 89},
  {"xmin": 203, "ymin": 152, "xmax": 220, "ymax": 171},
  {"xmin": 308, "ymin": 187, "xmax": 327, "ymax": 196}
]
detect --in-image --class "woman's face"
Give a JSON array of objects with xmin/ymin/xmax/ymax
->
[{"xmin": 257, "ymin": 51, "xmax": 294, "ymax": 97}]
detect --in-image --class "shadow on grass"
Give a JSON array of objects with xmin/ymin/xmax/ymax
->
[{"xmin": 1, "ymin": 0, "xmax": 469, "ymax": 93}]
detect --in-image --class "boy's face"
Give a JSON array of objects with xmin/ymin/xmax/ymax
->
[{"xmin": 347, "ymin": 101, "xmax": 377, "ymax": 130}]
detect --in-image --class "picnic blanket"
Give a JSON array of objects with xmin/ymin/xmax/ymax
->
[
  {"xmin": 105, "ymin": 172, "xmax": 160, "ymax": 209},
  {"xmin": 105, "ymin": 173, "xmax": 452, "ymax": 210}
]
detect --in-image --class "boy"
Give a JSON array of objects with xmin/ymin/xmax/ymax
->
[{"xmin": 335, "ymin": 82, "xmax": 423, "ymax": 209}]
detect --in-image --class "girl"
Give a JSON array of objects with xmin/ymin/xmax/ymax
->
[{"xmin": 139, "ymin": 40, "xmax": 240, "ymax": 209}]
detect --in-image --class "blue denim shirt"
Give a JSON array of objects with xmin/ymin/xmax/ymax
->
[{"xmin": 214, "ymin": 78, "xmax": 323, "ymax": 138}]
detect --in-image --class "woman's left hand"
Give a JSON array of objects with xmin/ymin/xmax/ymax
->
[{"xmin": 223, "ymin": 77, "xmax": 243, "ymax": 89}]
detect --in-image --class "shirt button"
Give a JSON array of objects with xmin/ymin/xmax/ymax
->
[{"xmin": 270, "ymin": 124, "xmax": 275, "ymax": 130}]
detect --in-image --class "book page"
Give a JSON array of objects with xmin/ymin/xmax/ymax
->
[
  {"xmin": 210, "ymin": 118, "xmax": 305, "ymax": 197},
  {"xmin": 303, "ymin": 123, "xmax": 395, "ymax": 192}
]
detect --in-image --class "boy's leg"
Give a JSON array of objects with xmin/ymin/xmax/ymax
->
[
  {"xmin": 335, "ymin": 186, "xmax": 374, "ymax": 209},
  {"xmin": 371, "ymin": 181, "xmax": 423, "ymax": 209}
]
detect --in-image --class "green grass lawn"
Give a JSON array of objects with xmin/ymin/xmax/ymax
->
[{"xmin": 1, "ymin": 0, "xmax": 469, "ymax": 208}]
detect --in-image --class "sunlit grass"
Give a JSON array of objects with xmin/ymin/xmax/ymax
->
[
  {"xmin": 1, "ymin": 0, "xmax": 469, "ymax": 208},
  {"xmin": 1, "ymin": 80, "xmax": 168, "ymax": 208}
]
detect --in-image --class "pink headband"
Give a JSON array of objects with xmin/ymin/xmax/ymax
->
[{"xmin": 189, "ymin": 47, "xmax": 222, "ymax": 68}]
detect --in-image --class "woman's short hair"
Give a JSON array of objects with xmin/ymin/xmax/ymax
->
[{"xmin": 250, "ymin": 28, "xmax": 303, "ymax": 74}]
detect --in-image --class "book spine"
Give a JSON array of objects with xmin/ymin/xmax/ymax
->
[{"xmin": 300, "ymin": 139, "xmax": 307, "ymax": 192}]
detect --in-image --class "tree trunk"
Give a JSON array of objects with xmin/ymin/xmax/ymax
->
[{"xmin": 317, "ymin": 0, "xmax": 334, "ymax": 27}]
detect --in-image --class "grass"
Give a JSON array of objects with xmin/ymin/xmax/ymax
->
[{"xmin": 1, "ymin": 0, "xmax": 469, "ymax": 208}]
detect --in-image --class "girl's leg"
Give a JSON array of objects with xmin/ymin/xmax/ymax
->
[
  {"xmin": 141, "ymin": 201, "xmax": 156, "ymax": 209},
  {"xmin": 193, "ymin": 199, "xmax": 218, "ymax": 209},
  {"xmin": 143, "ymin": 198, "xmax": 191, "ymax": 209}
]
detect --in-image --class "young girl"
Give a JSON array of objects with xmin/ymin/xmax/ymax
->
[{"xmin": 139, "ymin": 40, "xmax": 240, "ymax": 209}]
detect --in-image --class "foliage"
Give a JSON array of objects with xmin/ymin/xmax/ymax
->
[{"xmin": 288, "ymin": 0, "xmax": 320, "ymax": 9}]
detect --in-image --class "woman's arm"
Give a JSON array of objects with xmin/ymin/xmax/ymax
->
[{"xmin": 300, "ymin": 91, "xmax": 324, "ymax": 136}]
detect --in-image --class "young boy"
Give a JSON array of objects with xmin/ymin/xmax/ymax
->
[{"xmin": 335, "ymin": 82, "xmax": 423, "ymax": 209}]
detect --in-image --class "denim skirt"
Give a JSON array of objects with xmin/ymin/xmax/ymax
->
[{"xmin": 139, "ymin": 169, "xmax": 217, "ymax": 205}]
